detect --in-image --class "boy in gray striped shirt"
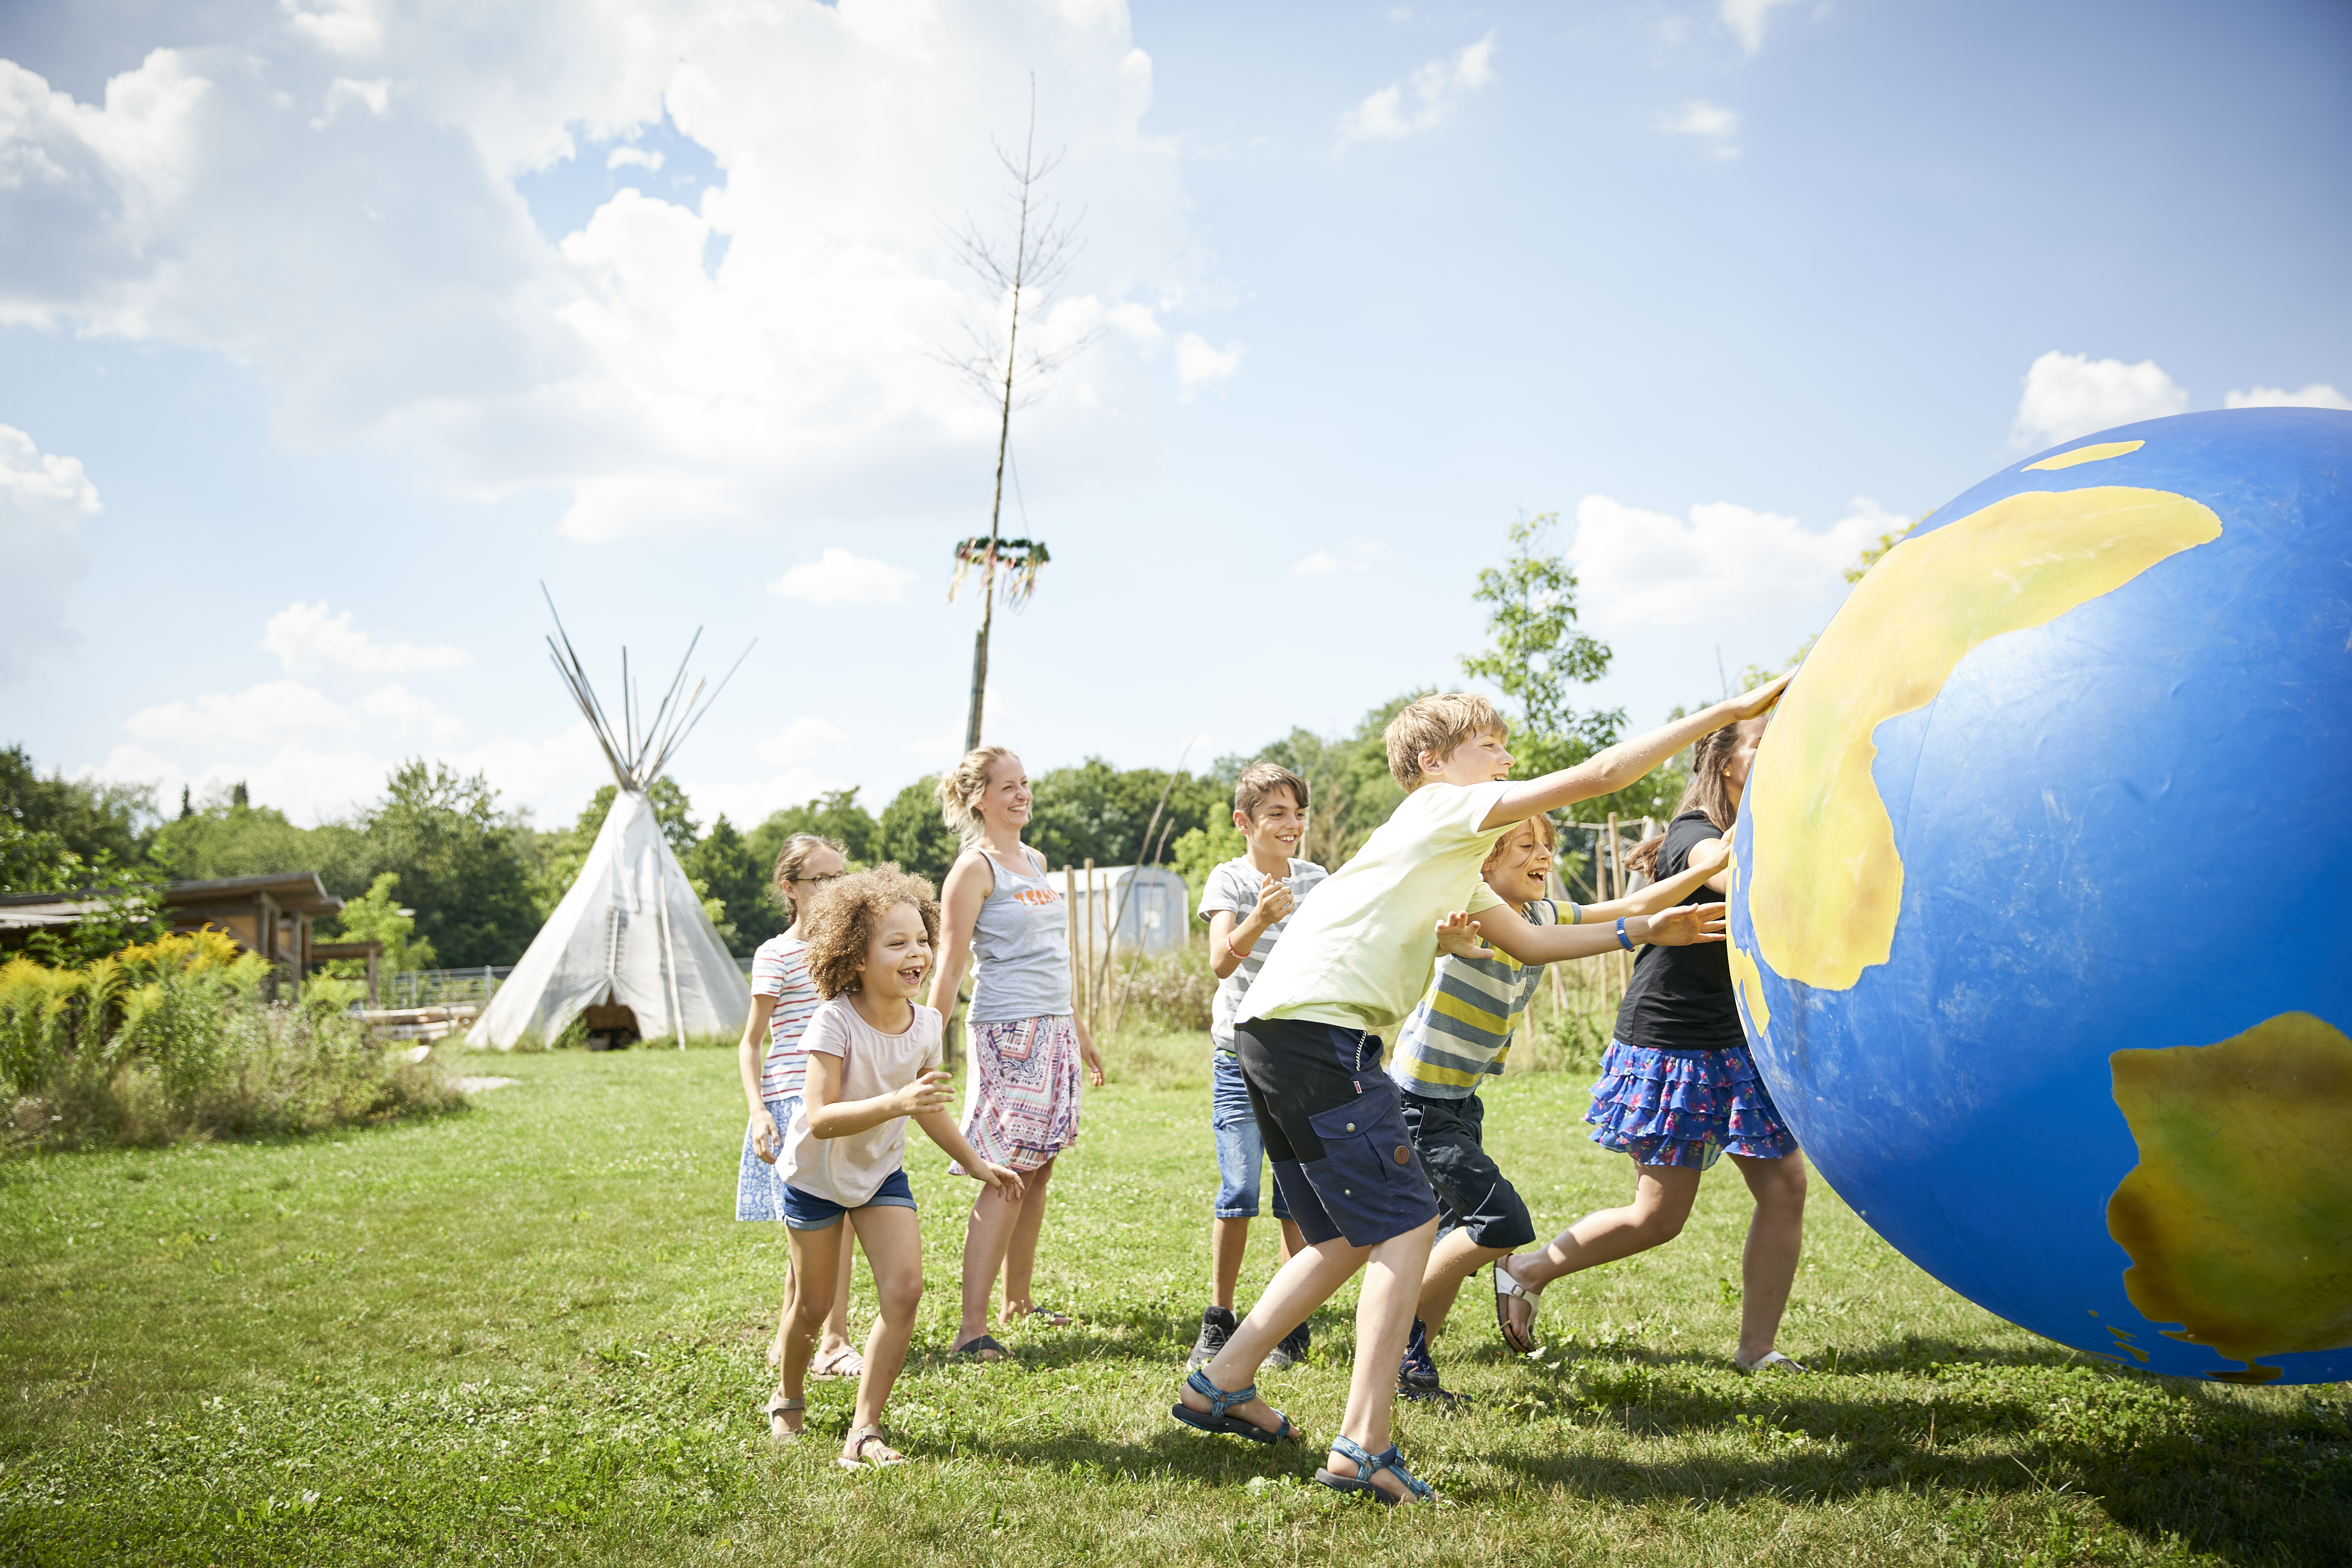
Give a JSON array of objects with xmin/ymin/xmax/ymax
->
[{"xmin": 1386, "ymin": 814, "xmax": 1728, "ymax": 1401}]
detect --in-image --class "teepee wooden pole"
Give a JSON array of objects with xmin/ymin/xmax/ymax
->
[{"xmin": 654, "ymin": 829, "xmax": 687, "ymax": 1049}]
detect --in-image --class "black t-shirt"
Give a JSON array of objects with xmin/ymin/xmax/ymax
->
[{"xmin": 1612, "ymin": 810, "xmax": 1743, "ymax": 1054}]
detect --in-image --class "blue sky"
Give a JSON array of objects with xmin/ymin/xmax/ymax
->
[{"xmin": 4, "ymin": 0, "xmax": 2348, "ymax": 832}]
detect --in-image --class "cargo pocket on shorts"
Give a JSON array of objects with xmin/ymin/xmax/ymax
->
[{"xmin": 1301, "ymin": 1079, "xmax": 1433, "ymax": 1244}]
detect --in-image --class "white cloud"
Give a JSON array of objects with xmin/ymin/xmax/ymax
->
[
  {"xmin": 0, "ymin": 4, "xmax": 1218, "ymax": 540},
  {"xmin": 1721, "ymin": 0, "xmax": 1800, "ymax": 54},
  {"xmin": 2010, "ymin": 351, "xmax": 2189, "ymax": 450},
  {"xmin": 358, "ymin": 684, "xmax": 469, "ymax": 747},
  {"xmin": 1569, "ymin": 494, "xmax": 1901, "ymax": 630},
  {"xmin": 310, "ymin": 76, "xmax": 390, "ymax": 128},
  {"xmin": 1664, "ymin": 101, "xmax": 1740, "ymax": 156},
  {"xmin": 1174, "ymin": 333, "xmax": 1243, "ymax": 397},
  {"xmin": 768, "ymin": 548, "xmax": 914, "ymax": 606},
  {"xmin": 283, "ymin": 0, "xmax": 383, "ymax": 54},
  {"xmin": 1291, "ymin": 539, "xmax": 1383, "ymax": 577},
  {"xmin": 1338, "ymin": 31, "xmax": 1497, "ymax": 144},
  {"xmin": 125, "ymin": 680, "xmax": 359, "ymax": 751},
  {"xmin": 605, "ymin": 145, "xmax": 663, "ymax": 171},
  {"xmin": 753, "ymin": 717, "xmax": 851, "ymax": 770},
  {"xmin": 0, "ymin": 424, "xmax": 102, "ymax": 682},
  {"xmin": 2224, "ymin": 382, "xmax": 2352, "ymax": 411},
  {"xmin": 260, "ymin": 600, "xmax": 472, "ymax": 674}
]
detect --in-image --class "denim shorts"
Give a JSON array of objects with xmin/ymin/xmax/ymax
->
[
  {"xmin": 1211, "ymin": 1053, "xmax": 1291, "ymax": 1221},
  {"xmin": 1233, "ymin": 1016, "xmax": 1441, "ymax": 1249},
  {"xmin": 781, "ymin": 1169, "xmax": 917, "ymax": 1232}
]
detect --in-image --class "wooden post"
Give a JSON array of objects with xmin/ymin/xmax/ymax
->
[
  {"xmin": 1606, "ymin": 813, "xmax": 1629, "ymax": 995},
  {"xmin": 1082, "ymin": 858, "xmax": 1096, "ymax": 1036}
]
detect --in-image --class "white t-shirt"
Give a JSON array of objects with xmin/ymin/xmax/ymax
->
[
  {"xmin": 781, "ymin": 999, "xmax": 945, "ymax": 1208},
  {"xmin": 1241, "ymin": 779, "xmax": 1515, "ymax": 1036},
  {"xmin": 1197, "ymin": 855, "xmax": 1329, "ymax": 1052}
]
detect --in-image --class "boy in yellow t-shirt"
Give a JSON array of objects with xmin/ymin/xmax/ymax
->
[{"xmin": 1170, "ymin": 678, "xmax": 1786, "ymax": 1505}]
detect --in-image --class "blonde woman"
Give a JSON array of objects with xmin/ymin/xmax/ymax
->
[
  {"xmin": 739, "ymin": 833, "xmax": 862, "ymax": 1429},
  {"xmin": 929, "ymin": 747, "xmax": 1104, "ymax": 1361}
]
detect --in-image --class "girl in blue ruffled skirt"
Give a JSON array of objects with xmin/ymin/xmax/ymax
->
[{"xmin": 1491, "ymin": 717, "xmax": 1811, "ymax": 1373}]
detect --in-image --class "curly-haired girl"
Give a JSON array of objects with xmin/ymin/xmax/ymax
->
[
  {"xmin": 766, "ymin": 865, "xmax": 1025, "ymax": 1469},
  {"xmin": 737, "ymin": 833, "xmax": 864, "ymax": 1406}
]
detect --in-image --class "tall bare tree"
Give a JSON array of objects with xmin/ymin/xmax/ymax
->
[{"xmin": 937, "ymin": 78, "xmax": 1100, "ymax": 752}]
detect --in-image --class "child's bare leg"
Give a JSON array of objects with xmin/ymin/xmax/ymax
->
[
  {"xmin": 997, "ymin": 1157, "xmax": 1056, "ymax": 1320},
  {"xmin": 817, "ymin": 1226, "xmax": 857, "ymax": 1358},
  {"xmin": 1188, "ymin": 1235, "xmax": 1369, "ymax": 1426},
  {"xmin": 842, "ymin": 1205, "xmax": 923, "ymax": 1463},
  {"xmin": 777, "ymin": 1220, "xmax": 849, "ymax": 1434},
  {"xmin": 1278, "ymin": 1218, "xmax": 1305, "ymax": 1261},
  {"xmin": 1323, "ymin": 1217, "xmax": 1442, "ymax": 1501},
  {"xmin": 1417, "ymin": 1225, "xmax": 1514, "ymax": 1336},
  {"xmin": 1500, "ymin": 1162, "xmax": 1703, "ymax": 1343},
  {"xmin": 1729, "ymin": 1151, "xmax": 1808, "ymax": 1363},
  {"xmin": 1209, "ymin": 1216, "xmax": 1250, "ymax": 1310},
  {"xmin": 956, "ymin": 1180, "xmax": 1023, "ymax": 1352}
]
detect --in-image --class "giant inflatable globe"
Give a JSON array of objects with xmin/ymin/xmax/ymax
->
[{"xmin": 1725, "ymin": 407, "xmax": 2352, "ymax": 1384}]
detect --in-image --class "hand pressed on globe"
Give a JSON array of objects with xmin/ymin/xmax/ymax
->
[
  {"xmin": 1685, "ymin": 835, "xmax": 1732, "ymax": 877},
  {"xmin": 1728, "ymin": 671, "xmax": 1793, "ymax": 720},
  {"xmin": 1646, "ymin": 901, "xmax": 1728, "ymax": 946}
]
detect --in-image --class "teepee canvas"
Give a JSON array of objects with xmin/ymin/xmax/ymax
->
[{"xmin": 469, "ymin": 599, "xmax": 753, "ymax": 1051}]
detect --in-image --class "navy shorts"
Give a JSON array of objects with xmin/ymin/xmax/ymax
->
[
  {"xmin": 782, "ymin": 1169, "xmax": 917, "ymax": 1231},
  {"xmin": 1400, "ymin": 1089, "xmax": 1537, "ymax": 1250},
  {"xmin": 1232, "ymin": 1016, "xmax": 1441, "ymax": 1249}
]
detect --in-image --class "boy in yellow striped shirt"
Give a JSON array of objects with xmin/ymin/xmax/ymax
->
[{"xmin": 1387, "ymin": 815, "xmax": 1729, "ymax": 1402}]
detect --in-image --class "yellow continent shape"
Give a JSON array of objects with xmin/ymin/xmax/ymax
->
[
  {"xmin": 1744, "ymin": 485, "xmax": 2221, "ymax": 990},
  {"xmin": 2108, "ymin": 1012, "xmax": 2352, "ymax": 1382}
]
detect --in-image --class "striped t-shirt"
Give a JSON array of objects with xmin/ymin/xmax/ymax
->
[
  {"xmin": 1387, "ymin": 899, "xmax": 1568, "ymax": 1100},
  {"xmin": 749, "ymin": 934, "xmax": 820, "ymax": 1100}
]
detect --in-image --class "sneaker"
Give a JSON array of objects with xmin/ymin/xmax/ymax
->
[
  {"xmin": 1397, "ymin": 1317, "xmax": 1470, "ymax": 1406},
  {"xmin": 1267, "ymin": 1319, "xmax": 1311, "ymax": 1370},
  {"xmin": 1187, "ymin": 1305, "xmax": 1236, "ymax": 1370}
]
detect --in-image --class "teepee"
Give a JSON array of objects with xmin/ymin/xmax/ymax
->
[{"xmin": 469, "ymin": 596, "xmax": 754, "ymax": 1051}]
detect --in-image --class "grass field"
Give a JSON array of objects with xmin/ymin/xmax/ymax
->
[{"xmin": 3, "ymin": 1040, "xmax": 2345, "ymax": 1566}]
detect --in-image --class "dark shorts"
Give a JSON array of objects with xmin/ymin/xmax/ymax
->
[
  {"xmin": 1232, "ymin": 1016, "xmax": 1442, "ymax": 1249},
  {"xmin": 1399, "ymin": 1089, "xmax": 1537, "ymax": 1250},
  {"xmin": 782, "ymin": 1169, "xmax": 917, "ymax": 1231}
]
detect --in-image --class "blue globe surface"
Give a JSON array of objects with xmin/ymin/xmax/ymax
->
[{"xmin": 1725, "ymin": 407, "xmax": 2352, "ymax": 1384}]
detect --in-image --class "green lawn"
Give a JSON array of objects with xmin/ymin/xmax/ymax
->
[{"xmin": 2, "ymin": 1042, "xmax": 2343, "ymax": 1566}]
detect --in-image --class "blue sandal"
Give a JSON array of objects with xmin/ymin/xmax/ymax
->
[
  {"xmin": 1315, "ymin": 1434, "xmax": 1438, "ymax": 1505},
  {"xmin": 1170, "ymin": 1369, "xmax": 1299, "ymax": 1445}
]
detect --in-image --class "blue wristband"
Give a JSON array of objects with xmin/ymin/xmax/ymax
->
[{"xmin": 1615, "ymin": 916, "xmax": 1634, "ymax": 951}]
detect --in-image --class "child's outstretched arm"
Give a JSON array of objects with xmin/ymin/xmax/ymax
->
[
  {"xmin": 1477, "ymin": 675, "xmax": 1790, "ymax": 832},
  {"xmin": 804, "ymin": 1054, "xmax": 951, "ymax": 1140},
  {"xmin": 1579, "ymin": 836, "xmax": 1730, "ymax": 920},
  {"xmin": 913, "ymin": 1105, "xmax": 1026, "ymax": 1199},
  {"xmin": 1450, "ymin": 902, "xmax": 1727, "ymax": 964}
]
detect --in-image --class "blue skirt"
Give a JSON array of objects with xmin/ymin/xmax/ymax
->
[
  {"xmin": 736, "ymin": 1095, "xmax": 799, "ymax": 1221},
  {"xmin": 1585, "ymin": 1041, "xmax": 1798, "ymax": 1170}
]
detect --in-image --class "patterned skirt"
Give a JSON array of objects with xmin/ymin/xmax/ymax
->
[
  {"xmin": 736, "ymin": 1094, "xmax": 799, "ymax": 1221},
  {"xmin": 1585, "ymin": 1040, "xmax": 1798, "ymax": 1170},
  {"xmin": 952, "ymin": 1014, "xmax": 1083, "ymax": 1174}
]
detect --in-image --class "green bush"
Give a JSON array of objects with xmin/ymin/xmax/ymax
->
[{"xmin": 0, "ymin": 931, "xmax": 462, "ymax": 1152}]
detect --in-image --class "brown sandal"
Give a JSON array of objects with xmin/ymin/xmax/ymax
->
[
  {"xmin": 837, "ymin": 1424, "xmax": 906, "ymax": 1469},
  {"xmin": 763, "ymin": 1393, "xmax": 805, "ymax": 1441}
]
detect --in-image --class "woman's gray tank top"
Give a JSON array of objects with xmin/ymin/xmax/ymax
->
[{"xmin": 966, "ymin": 847, "xmax": 1073, "ymax": 1024}]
